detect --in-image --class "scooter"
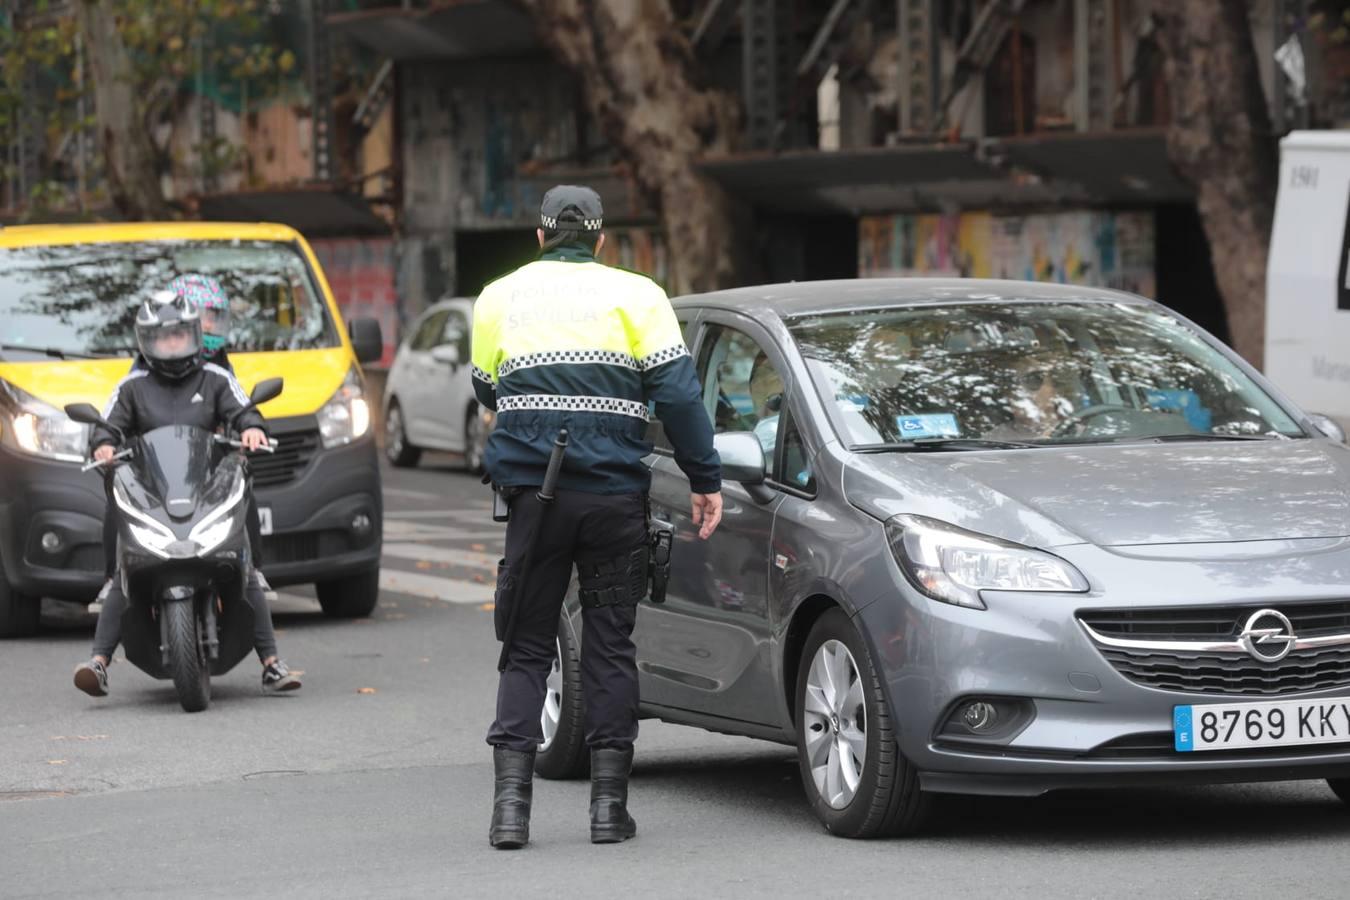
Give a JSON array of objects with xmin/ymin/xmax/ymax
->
[{"xmin": 65, "ymin": 378, "xmax": 282, "ymax": 712}]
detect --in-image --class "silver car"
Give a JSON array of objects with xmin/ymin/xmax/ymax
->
[
  {"xmin": 383, "ymin": 297, "xmax": 492, "ymax": 473},
  {"xmin": 533, "ymin": 278, "xmax": 1350, "ymax": 838}
]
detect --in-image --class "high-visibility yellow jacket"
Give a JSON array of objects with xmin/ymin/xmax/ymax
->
[{"xmin": 471, "ymin": 246, "xmax": 720, "ymax": 495}]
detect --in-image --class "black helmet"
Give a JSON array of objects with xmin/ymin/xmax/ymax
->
[
  {"xmin": 135, "ymin": 289, "xmax": 203, "ymax": 380},
  {"xmin": 540, "ymin": 184, "xmax": 603, "ymax": 233}
]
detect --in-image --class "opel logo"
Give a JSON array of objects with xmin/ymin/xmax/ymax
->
[{"xmin": 1238, "ymin": 609, "xmax": 1297, "ymax": 663}]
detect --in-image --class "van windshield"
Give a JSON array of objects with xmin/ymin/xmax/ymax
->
[{"xmin": 0, "ymin": 240, "xmax": 338, "ymax": 360}]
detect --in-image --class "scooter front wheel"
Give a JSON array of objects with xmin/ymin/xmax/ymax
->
[{"xmin": 165, "ymin": 601, "xmax": 210, "ymax": 712}]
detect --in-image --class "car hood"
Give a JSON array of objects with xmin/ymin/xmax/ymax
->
[{"xmin": 843, "ymin": 439, "xmax": 1350, "ymax": 548}]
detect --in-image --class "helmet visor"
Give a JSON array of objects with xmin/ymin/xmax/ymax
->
[{"xmin": 137, "ymin": 319, "xmax": 202, "ymax": 362}]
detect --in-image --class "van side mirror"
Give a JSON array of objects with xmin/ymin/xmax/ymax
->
[
  {"xmin": 349, "ymin": 317, "xmax": 383, "ymax": 365},
  {"xmin": 1309, "ymin": 414, "xmax": 1347, "ymax": 444}
]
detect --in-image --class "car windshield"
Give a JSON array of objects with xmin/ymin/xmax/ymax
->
[
  {"xmin": 0, "ymin": 240, "xmax": 337, "ymax": 360},
  {"xmin": 786, "ymin": 301, "xmax": 1304, "ymax": 448}
]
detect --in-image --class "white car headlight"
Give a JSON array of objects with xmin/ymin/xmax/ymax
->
[
  {"xmin": 1, "ymin": 380, "xmax": 89, "ymax": 463},
  {"xmin": 317, "ymin": 366, "xmax": 371, "ymax": 449},
  {"xmin": 885, "ymin": 514, "xmax": 1089, "ymax": 609}
]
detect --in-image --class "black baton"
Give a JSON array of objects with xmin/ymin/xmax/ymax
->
[{"xmin": 496, "ymin": 429, "xmax": 569, "ymax": 672}]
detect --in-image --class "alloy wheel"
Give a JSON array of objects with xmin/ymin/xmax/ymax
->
[
  {"xmin": 803, "ymin": 639, "xmax": 867, "ymax": 809},
  {"xmin": 386, "ymin": 406, "xmax": 405, "ymax": 458},
  {"xmin": 540, "ymin": 640, "xmax": 563, "ymax": 751}
]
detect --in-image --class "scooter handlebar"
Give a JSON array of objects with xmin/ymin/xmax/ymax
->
[{"xmin": 81, "ymin": 448, "xmax": 133, "ymax": 473}]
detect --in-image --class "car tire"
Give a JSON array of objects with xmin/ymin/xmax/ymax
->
[
  {"xmin": 384, "ymin": 400, "xmax": 422, "ymax": 468},
  {"xmin": 794, "ymin": 608, "xmax": 930, "ymax": 838},
  {"xmin": 0, "ymin": 558, "xmax": 40, "ymax": 638},
  {"xmin": 463, "ymin": 404, "xmax": 488, "ymax": 476},
  {"xmin": 1328, "ymin": 779, "xmax": 1350, "ymax": 806},
  {"xmin": 535, "ymin": 612, "xmax": 589, "ymax": 780},
  {"xmin": 316, "ymin": 568, "xmax": 380, "ymax": 619}
]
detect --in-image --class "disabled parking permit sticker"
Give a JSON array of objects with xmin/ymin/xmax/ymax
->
[{"xmin": 897, "ymin": 414, "xmax": 960, "ymax": 439}]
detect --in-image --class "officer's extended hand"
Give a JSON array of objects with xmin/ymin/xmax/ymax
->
[
  {"xmin": 240, "ymin": 428, "xmax": 268, "ymax": 452},
  {"xmin": 93, "ymin": 444, "xmax": 115, "ymax": 464},
  {"xmin": 691, "ymin": 492, "xmax": 722, "ymax": 540}
]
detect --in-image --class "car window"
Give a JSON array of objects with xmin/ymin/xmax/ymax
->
[
  {"xmin": 441, "ymin": 309, "xmax": 470, "ymax": 360},
  {"xmin": 0, "ymin": 239, "xmax": 338, "ymax": 358},
  {"xmin": 648, "ymin": 314, "xmax": 696, "ymax": 454},
  {"xmin": 411, "ymin": 310, "xmax": 449, "ymax": 352},
  {"xmin": 697, "ymin": 324, "xmax": 784, "ymax": 465},
  {"xmin": 779, "ymin": 410, "xmax": 816, "ymax": 493},
  {"xmin": 787, "ymin": 302, "xmax": 1304, "ymax": 447}
]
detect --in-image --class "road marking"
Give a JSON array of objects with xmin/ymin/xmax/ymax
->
[
  {"xmin": 384, "ymin": 543, "xmax": 499, "ymax": 571},
  {"xmin": 379, "ymin": 569, "xmax": 495, "ymax": 605},
  {"xmin": 385, "ymin": 509, "xmax": 491, "ymax": 521},
  {"xmin": 382, "ymin": 487, "xmax": 442, "ymax": 499},
  {"xmin": 383, "ymin": 519, "xmax": 502, "ymax": 542}
]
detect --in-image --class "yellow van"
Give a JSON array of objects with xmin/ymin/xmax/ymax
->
[{"xmin": 0, "ymin": 222, "xmax": 384, "ymax": 636}]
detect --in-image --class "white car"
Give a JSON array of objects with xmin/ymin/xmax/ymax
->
[{"xmin": 382, "ymin": 297, "xmax": 493, "ymax": 473}]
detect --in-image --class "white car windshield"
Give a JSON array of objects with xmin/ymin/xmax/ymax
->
[
  {"xmin": 787, "ymin": 301, "xmax": 1304, "ymax": 447},
  {"xmin": 0, "ymin": 240, "xmax": 337, "ymax": 360}
]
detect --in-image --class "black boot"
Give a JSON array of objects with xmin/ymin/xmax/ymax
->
[
  {"xmin": 589, "ymin": 747, "xmax": 637, "ymax": 844},
  {"xmin": 489, "ymin": 747, "xmax": 534, "ymax": 849}
]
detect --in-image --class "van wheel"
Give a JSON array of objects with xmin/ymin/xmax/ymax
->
[
  {"xmin": 0, "ymin": 558, "xmax": 40, "ymax": 638},
  {"xmin": 1328, "ymin": 779, "xmax": 1350, "ymax": 806},
  {"xmin": 794, "ymin": 608, "xmax": 930, "ymax": 838},
  {"xmin": 384, "ymin": 401, "xmax": 421, "ymax": 468},
  {"xmin": 317, "ymin": 568, "xmax": 380, "ymax": 618},
  {"xmin": 535, "ymin": 613, "xmax": 588, "ymax": 780},
  {"xmin": 463, "ymin": 405, "xmax": 488, "ymax": 476}
]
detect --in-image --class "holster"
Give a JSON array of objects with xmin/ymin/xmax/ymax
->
[{"xmin": 648, "ymin": 525, "xmax": 673, "ymax": 604}]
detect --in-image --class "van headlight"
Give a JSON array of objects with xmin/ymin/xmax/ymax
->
[
  {"xmin": 317, "ymin": 366, "xmax": 371, "ymax": 449},
  {"xmin": 885, "ymin": 514, "xmax": 1089, "ymax": 610},
  {"xmin": 0, "ymin": 380, "xmax": 89, "ymax": 463}
]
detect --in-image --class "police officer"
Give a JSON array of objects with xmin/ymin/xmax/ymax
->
[{"xmin": 471, "ymin": 185, "xmax": 722, "ymax": 849}]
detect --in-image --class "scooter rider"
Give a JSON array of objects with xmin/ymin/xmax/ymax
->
[
  {"xmin": 473, "ymin": 184, "xmax": 723, "ymax": 849},
  {"xmin": 72, "ymin": 290, "xmax": 300, "ymax": 697}
]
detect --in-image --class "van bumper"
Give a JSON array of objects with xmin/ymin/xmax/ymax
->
[
  {"xmin": 0, "ymin": 445, "xmax": 107, "ymax": 603},
  {"xmin": 254, "ymin": 429, "xmax": 383, "ymax": 588}
]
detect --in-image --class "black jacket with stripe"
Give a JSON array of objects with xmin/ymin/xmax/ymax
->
[{"xmin": 91, "ymin": 361, "xmax": 265, "ymax": 450}]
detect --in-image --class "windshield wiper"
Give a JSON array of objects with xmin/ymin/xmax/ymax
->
[
  {"xmin": 0, "ymin": 343, "xmax": 103, "ymax": 360},
  {"xmin": 854, "ymin": 438, "xmax": 1041, "ymax": 453}
]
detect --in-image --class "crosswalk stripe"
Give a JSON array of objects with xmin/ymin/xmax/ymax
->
[
  {"xmin": 383, "ymin": 519, "xmax": 503, "ymax": 542},
  {"xmin": 384, "ymin": 542, "xmax": 499, "ymax": 572},
  {"xmin": 385, "ymin": 508, "xmax": 492, "ymax": 521},
  {"xmin": 379, "ymin": 569, "xmax": 495, "ymax": 605}
]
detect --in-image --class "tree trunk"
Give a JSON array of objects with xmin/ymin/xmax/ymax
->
[
  {"xmin": 513, "ymin": 0, "xmax": 752, "ymax": 294},
  {"xmin": 1151, "ymin": 0, "xmax": 1278, "ymax": 367},
  {"xmin": 76, "ymin": 0, "xmax": 171, "ymax": 220}
]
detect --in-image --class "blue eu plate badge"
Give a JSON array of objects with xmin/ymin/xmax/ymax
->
[
  {"xmin": 1174, "ymin": 705, "xmax": 1194, "ymax": 752},
  {"xmin": 897, "ymin": 414, "xmax": 960, "ymax": 439}
]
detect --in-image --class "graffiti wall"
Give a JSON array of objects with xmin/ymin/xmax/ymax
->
[
  {"xmin": 309, "ymin": 237, "xmax": 399, "ymax": 368},
  {"xmin": 858, "ymin": 210, "xmax": 1156, "ymax": 297}
]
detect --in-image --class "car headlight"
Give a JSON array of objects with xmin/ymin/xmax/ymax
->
[
  {"xmin": 885, "ymin": 514, "xmax": 1089, "ymax": 609},
  {"xmin": 0, "ymin": 380, "xmax": 89, "ymax": 463},
  {"xmin": 317, "ymin": 366, "xmax": 371, "ymax": 449}
]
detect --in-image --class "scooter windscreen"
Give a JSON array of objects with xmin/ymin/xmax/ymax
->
[{"xmin": 113, "ymin": 425, "xmax": 248, "ymax": 552}]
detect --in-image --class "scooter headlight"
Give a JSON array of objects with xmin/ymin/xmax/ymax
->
[{"xmin": 187, "ymin": 477, "xmax": 246, "ymax": 554}]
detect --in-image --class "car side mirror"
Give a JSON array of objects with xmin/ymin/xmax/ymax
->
[
  {"xmin": 431, "ymin": 344, "xmax": 461, "ymax": 367},
  {"xmin": 715, "ymin": 431, "xmax": 767, "ymax": 485},
  {"xmin": 1309, "ymin": 413, "xmax": 1347, "ymax": 444},
  {"xmin": 349, "ymin": 317, "xmax": 383, "ymax": 365}
]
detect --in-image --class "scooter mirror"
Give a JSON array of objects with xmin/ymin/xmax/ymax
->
[
  {"xmin": 64, "ymin": 402, "xmax": 107, "ymax": 427},
  {"xmin": 250, "ymin": 377, "xmax": 284, "ymax": 407}
]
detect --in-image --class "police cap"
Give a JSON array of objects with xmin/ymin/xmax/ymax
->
[{"xmin": 540, "ymin": 184, "xmax": 603, "ymax": 232}]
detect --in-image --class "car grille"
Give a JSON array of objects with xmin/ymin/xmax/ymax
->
[
  {"xmin": 1082, "ymin": 602, "xmax": 1350, "ymax": 697},
  {"xmin": 1080, "ymin": 602, "xmax": 1350, "ymax": 641},
  {"xmin": 1098, "ymin": 645, "xmax": 1350, "ymax": 696},
  {"xmin": 249, "ymin": 429, "xmax": 320, "ymax": 488},
  {"xmin": 262, "ymin": 533, "xmax": 320, "ymax": 565}
]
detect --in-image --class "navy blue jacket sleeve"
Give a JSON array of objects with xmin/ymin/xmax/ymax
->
[{"xmin": 644, "ymin": 354, "xmax": 721, "ymax": 494}]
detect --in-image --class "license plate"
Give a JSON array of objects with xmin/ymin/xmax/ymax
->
[
  {"xmin": 1174, "ymin": 697, "xmax": 1350, "ymax": 752},
  {"xmin": 257, "ymin": 507, "xmax": 274, "ymax": 536}
]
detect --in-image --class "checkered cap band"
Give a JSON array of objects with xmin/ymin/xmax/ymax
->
[
  {"xmin": 496, "ymin": 394, "xmax": 650, "ymax": 421},
  {"xmin": 498, "ymin": 349, "xmax": 639, "ymax": 378},
  {"xmin": 540, "ymin": 214, "xmax": 602, "ymax": 231}
]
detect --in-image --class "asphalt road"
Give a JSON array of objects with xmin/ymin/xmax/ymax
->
[{"xmin": 4, "ymin": 455, "xmax": 1350, "ymax": 899}]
